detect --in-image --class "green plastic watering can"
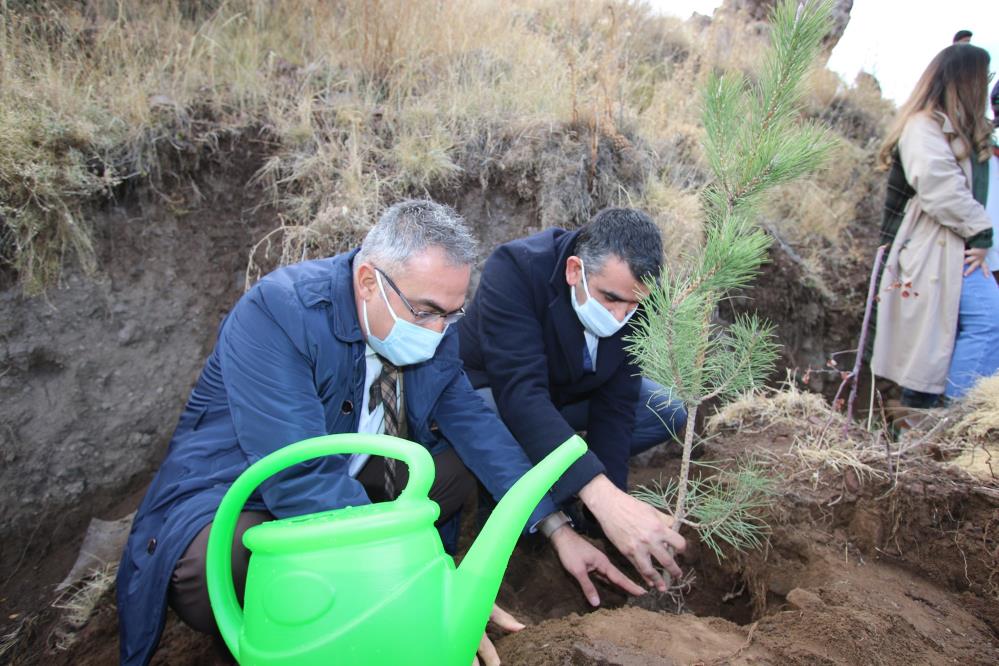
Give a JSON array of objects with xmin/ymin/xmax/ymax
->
[{"xmin": 206, "ymin": 433, "xmax": 586, "ymax": 665}]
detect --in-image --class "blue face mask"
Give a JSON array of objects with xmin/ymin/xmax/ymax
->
[
  {"xmin": 570, "ymin": 261, "xmax": 636, "ymax": 338},
  {"xmin": 362, "ymin": 271, "xmax": 444, "ymax": 366}
]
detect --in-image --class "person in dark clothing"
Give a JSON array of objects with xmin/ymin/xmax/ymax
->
[
  {"xmin": 117, "ymin": 200, "xmax": 642, "ymax": 666},
  {"xmin": 459, "ymin": 208, "xmax": 688, "ymax": 593}
]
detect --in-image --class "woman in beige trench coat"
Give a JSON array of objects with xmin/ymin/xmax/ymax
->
[{"xmin": 872, "ymin": 44, "xmax": 998, "ymax": 405}]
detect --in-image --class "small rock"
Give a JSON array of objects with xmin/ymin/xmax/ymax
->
[
  {"xmin": 118, "ymin": 321, "xmax": 141, "ymax": 345},
  {"xmin": 787, "ymin": 587, "xmax": 825, "ymax": 611}
]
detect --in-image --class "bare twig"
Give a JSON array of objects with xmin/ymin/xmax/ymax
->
[{"xmin": 844, "ymin": 244, "xmax": 887, "ymax": 435}]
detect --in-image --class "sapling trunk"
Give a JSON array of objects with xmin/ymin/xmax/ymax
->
[
  {"xmin": 660, "ymin": 402, "xmax": 697, "ymax": 591},
  {"xmin": 673, "ymin": 402, "xmax": 697, "ymax": 526}
]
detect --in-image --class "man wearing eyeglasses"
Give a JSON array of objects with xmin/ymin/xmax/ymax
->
[
  {"xmin": 117, "ymin": 200, "xmax": 643, "ymax": 666},
  {"xmin": 459, "ymin": 208, "xmax": 688, "ymax": 594}
]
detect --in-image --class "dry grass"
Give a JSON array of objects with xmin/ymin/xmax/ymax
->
[
  {"xmin": 708, "ymin": 382, "xmax": 888, "ymax": 485},
  {"xmin": 1, "ymin": 0, "xmax": 891, "ymax": 293},
  {"xmin": 951, "ymin": 375, "xmax": 999, "ymax": 442},
  {"xmin": 706, "ymin": 379, "xmax": 997, "ymax": 492},
  {"xmin": 50, "ymin": 563, "xmax": 117, "ymax": 651},
  {"xmin": 0, "ymin": 614, "xmax": 33, "ymax": 660},
  {"xmin": 707, "ymin": 377, "xmax": 833, "ymax": 434},
  {"xmin": 942, "ymin": 376, "xmax": 999, "ymax": 483}
]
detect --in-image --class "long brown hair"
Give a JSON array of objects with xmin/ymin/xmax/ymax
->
[{"xmin": 880, "ymin": 44, "xmax": 992, "ymax": 167}]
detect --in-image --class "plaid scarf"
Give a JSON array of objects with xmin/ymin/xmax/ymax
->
[{"xmin": 880, "ymin": 149, "xmax": 915, "ymax": 246}]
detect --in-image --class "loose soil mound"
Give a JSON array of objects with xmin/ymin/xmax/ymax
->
[
  {"xmin": 495, "ymin": 423, "xmax": 999, "ymax": 664},
  {"xmin": 7, "ymin": 422, "xmax": 996, "ymax": 665}
]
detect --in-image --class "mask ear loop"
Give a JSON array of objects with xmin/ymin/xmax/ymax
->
[
  {"xmin": 362, "ymin": 269, "xmax": 398, "ymax": 340},
  {"xmin": 578, "ymin": 260, "xmax": 592, "ymax": 300},
  {"xmin": 374, "ymin": 271, "xmax": 400, "ymax": 322}
]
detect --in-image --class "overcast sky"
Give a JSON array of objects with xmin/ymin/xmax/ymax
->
[{"xmin": 650, "ymin": 0, "xmax": 999, "ymax": 109}]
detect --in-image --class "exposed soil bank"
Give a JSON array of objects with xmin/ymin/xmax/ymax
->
[{"xmin": 0, "ymin": 143, "xmax": 275, "ymax": 627}]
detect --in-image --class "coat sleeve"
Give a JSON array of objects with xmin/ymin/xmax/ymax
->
[
  {"xmin": 474, "ymin": 248, "xmax": 606, "ymax": 504},
  {"xmin": 219, "ymin": 279, "xmax": 370, "ymax": 518},
  {"xmin": 584, "ymin": 351, "xmax": 641, "ymax": 491},
  {"xmin": 432, "ymin": 368, "xmax": 558, "ymax": 531},
  {"xmin": 901, "ymin": 114, "xmax": 992, "ymax": 241}
]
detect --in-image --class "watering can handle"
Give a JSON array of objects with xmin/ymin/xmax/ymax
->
[{"xmin": 206, "ymin": 433, "xmax": 435, "ymax": 662}]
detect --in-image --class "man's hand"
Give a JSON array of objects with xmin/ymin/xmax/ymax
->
[
  {"xmin": 964, "ymin": 247, "xmax": 989, "ymax": 276},
  {"xmin": 549, "ymin": 524, "xmax": 646, "ymax": 605},
  {"xmin": 473, "ymin": 604, "xmax": 524, "ymax": 666},
  {"xmin": 578, "ymin": 474, "xmax": 686, "ymax": 592}
]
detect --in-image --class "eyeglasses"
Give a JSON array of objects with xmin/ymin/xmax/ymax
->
[{"xmin": 374, "ymin": 267, "xmax": 466, "ymax": 326}]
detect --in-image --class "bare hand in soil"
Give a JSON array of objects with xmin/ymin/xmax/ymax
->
[
  {"xmin": 474, "ymin": 604, "xmax": 525, "ymax": 666},
  {"xmin": 549, "ymin": 524, "xmax": 646, "ymax": 605},
  {"xmin": 963, "ymin": 247, "xmax": 989, "ymax": 276},
  {"xmin": 579, "ymin": 475, "xmax": 686, "ymax": 591}
]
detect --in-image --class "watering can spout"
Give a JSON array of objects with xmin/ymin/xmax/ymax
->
[{"xmin": 453, "ymin": 435, "xmax": 586, "ymax": 625}]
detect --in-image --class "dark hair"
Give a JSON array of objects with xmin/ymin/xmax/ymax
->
[
  {"xmin": 992, "ymin": 78, "xmax": 999, "ymax": 107},
  {"xmin": 574, "ymin": 208, "xmax": 663, "ymax": 281},
  {"xmin": 953, "ymin": 30, "xmax": 972, "ymax": 43}
]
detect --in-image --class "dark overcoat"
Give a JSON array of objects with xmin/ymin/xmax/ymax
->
[{"xmin": 459, "ymin": 228, "xmax": 641, "ymax": 503}]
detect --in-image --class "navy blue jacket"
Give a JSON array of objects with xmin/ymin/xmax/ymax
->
[
  {"xmin": 117, "ymin": 249, "xmax": 557, "ymax": 666},
  {"xmin": 459, "ymin": 228, "xmax": 641, "ymax": 503}
]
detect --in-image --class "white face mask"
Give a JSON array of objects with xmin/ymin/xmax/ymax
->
[
  {"xmin": 362, "ymin": 272, "xmax": 444, "ymax": 366},
  {"xmin": 569, "ymin": 261, "xmax": 636, "ymax": 338}
]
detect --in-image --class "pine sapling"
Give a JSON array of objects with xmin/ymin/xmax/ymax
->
[{"xmin": 627, "ymin": 0, "xmax": 837, "ymax": 568}]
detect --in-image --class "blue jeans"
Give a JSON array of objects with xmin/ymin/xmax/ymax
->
[
  {"xmin": 475, "ymin": 377, "xmax": 687, "ymax": 457},
  {"xmin": 945, "ymin": 268, "xmax": 999, "ymax": 399}
]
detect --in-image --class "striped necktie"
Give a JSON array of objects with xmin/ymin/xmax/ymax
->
[{"xmin": 368, "ymin": 358, "xmax": 405, "ymax": 498}]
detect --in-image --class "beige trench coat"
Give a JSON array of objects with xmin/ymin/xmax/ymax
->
[{"xmin": 872, "ymin": 111, "xmax": 992, "ymax": 394}]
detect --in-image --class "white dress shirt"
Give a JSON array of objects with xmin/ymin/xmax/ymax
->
[{"xmin": 347, "ymin": 346, "xmax": 399, "ymax": 477}]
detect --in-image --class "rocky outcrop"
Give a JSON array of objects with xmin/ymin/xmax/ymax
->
[{"xmin": 705, "ymin": 0, "xmax": 853, "ymax": 63}]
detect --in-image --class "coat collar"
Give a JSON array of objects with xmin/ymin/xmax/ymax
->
[
  {"xmin": 332, "ymin": 249, "xmax": 365, "ymax": 343},
  {"xmin": 546, "ymin": 230, "xmax": 583, "ymax": 378},
  {"xmin": 934, "ymin": 110, "xmax": 957, "ymax": 135},
  {"xmin": 548, "ymin": 228, "xmax": 581, "ymax": 287},
  {"xmin": 292, "ymin": 248, "xmax": 365, "ymax": 343},
  {"xmin": 930, "ymin": 111, "xmax": 974, "ymax": 180}
]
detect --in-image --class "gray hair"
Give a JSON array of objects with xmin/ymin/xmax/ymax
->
[{"xmin": 356, "ymin": 199, "xmax": 478, "ymax": 270}]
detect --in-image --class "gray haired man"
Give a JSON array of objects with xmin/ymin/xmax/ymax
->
[{"xmin": 118, "ymin": 200, "xmax": 642, "ymax": 666}]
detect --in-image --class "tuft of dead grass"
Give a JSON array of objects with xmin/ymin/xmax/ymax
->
[
  {"xmin": 942, "ymin": 375, "xmax": 999, "ymax": 483},
  {"xmin": 706, "ymin": 378, "xmax": 997, "ymax": 493},
  {"xmin": 951, "ymin": 375, "xmax": 999, "ymax": 442},
  {"xmin": 50, "ymin": 563, "xmax": 117, "ymax": 651},
  {"xmin": 0, "ymin": 614, "xmax": 32, "ymax": 660},
  {"xmin": 707, "ymin": 377, "xmax": 833, "ymax": 434}
]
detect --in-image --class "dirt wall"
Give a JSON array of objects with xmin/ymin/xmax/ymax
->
[{"xmin": 0, "ymin": 143, "xmax": 274, "ymax": 590}]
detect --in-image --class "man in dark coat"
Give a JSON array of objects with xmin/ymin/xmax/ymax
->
[
  {"xmin": 459, "ymin": 208, "xmax": 688, "ymax": 592},
  {"xmin": 117, "ymin": 200, "xmax": 642, "ymax": 666}
]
